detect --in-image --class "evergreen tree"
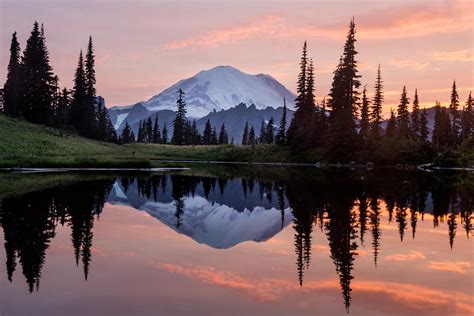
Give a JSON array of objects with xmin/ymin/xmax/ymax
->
[
  {"xmin": 152, "ymin": 115, "xmax": 161, "ymax": 143},
  {"xmin": 266, "ymin": 116, "xmax": 275, "ymax": 144},
  {"xmin": 20, "ymin": 22, "xmax": 56, "ymax": 125},
  {"xmin": 396, "ymin": 86, "xmax": 410, "ymax": 139},
  {"xmin": 258, "ymin": 120, "xmax": 267, "ymax": 144},
  {"xmin": 432, "ymin": 102, "xmax": 454, "ymax": 151},
  {"xmin": 248, "ymin": 126, "xmax": 256, "ymax": 146},
  {"xmin": 359, "ymin": 85, "xmax": 370, "ymax": 142},
  {"xmin": 211, "ymin": 127, "xmax": 218, "ymax": 145},
  {"xmin": 461, "ymin": 92, "xmax": 473, "ymax": 139},
  {"xmin": 3, "ymin": 32, "xmax": 21, "ymax": 117},
  {"xmin": 172, "ymin": 89, "xmax": 187, "ymax": 145},
  {"xmin": 287, "ymin": 41, "xmax": 314, "ymax": 150},
  {"xmin": 327, "ymin": 18, "xmax": 361, "ymax": 160},
  {"xmin": 81, "ymin": 37, "xmax": 98, "ymax": 138},
  {"xmin": 203, "ymin": 119, "xmax": 213, "ymax": 145},
  {"xmin": 385, "ymin": 109, "xmax": 397, "ymax": 138},
  {"xmin": 449, "ymin": 80, "xmax": 461, "ymax": 142},
  {"xmin": 121, "ymin": 121, "xmax": 133, "ymax": 144},
  {"xmin": 242, "ymin": 122, "xmax": 249, "ymax": 145},
  {"xmin": 55, "ymin": 87, "xmax": 71, "ymax": 127},
  {"xmin": 190, "ymin": 120, "xmax": 200, "ymax": 145},
  {"xmin": 420, "ymin": 108, "xmax": 429, "ymax": 143},
  {"xmin": 276, "ymin": 99, "xmax": 287, "ymax": 145},
  {"xmin": 370, "ymin": 64, "xmax": 384, "ymax": 141},
  {"xmin": 161, "ymin": 124, "xmax": 169, "ymax": 144},
  {"xmin": 146, "ymin": 117, "xmax": 153, "ymax": 143},
  {"xmin": 69, "ymin": 51, "xmax": 89, "ymax": 135},
  {"xmin": 411, "ymin": 89, "xmax": 420, "ymax": 140},
  {"xmin": 218, "ymin": 123, "xmax": 229, "ymax": 144}
]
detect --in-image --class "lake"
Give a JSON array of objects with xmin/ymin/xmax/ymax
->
[{"xmin": 0, "ymin": 166, "xmax": 472, "ymax": 316}]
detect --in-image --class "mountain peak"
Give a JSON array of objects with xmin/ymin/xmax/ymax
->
[{"xmin": 141, "ymin": 65, "xmax": 296, "ymax": 118}]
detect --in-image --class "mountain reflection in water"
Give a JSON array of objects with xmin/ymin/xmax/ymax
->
[{"xmin": 0, "ymin": 168, "xmax": 472, "ymax": 315}]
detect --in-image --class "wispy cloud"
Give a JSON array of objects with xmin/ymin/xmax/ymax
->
[
  {"xmin": 429, "ymin": 261, "xmax": 472, "ymax": 274},
  {"xmin": 433, "ymin": 50, "xmax": 474, "ymax": 62},
  {"xmin": 161, "ymin": 1, "xmax": 472, "ymax": 50},
  {"xmin": 391, "ymin": 59, "xmax": 430, "ymax": 71},
  {"xmin": 385, "ymin": 251, "xmax": 426, "ymax": 261},
  {"xmin": 152, "ymin": 261, "xmax": 473, "ymax": 314}
]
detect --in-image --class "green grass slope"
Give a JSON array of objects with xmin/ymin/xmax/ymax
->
[{"xmin": 0, "ymin": 115, "xmax": 303, "ymax": 167}]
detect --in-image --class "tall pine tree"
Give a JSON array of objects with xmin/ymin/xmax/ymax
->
[
  {"xmin": 396, "ymin": 86, "xmax": 410, "ymax": 139},
  {"xmin": 242, "ymin": 122, "xmax": 249, "ymax": 145},
  {"xmin": 20, "ymin": 22, "xmax": 55, "ymax": 125},
  {"xmin": 327, "ymin": 18, "xmax": 361, "ymax": 161},
  {"xmin": 370, "ymin": 64, "xmax": 384, "ymax": 141},
  {"xmin": 359, "ymin": 85, "xmax": 370, "ymax": 142},
  {"xmin": 449, "ymin": 80, "xmax": 461, "ymax": 143},
  {"xmin": 3, "ymin": 32, "xmax": 21, "ymax": 117},
  {"xmin": 461, "ymin": 92, "xmax": 473, "ymax": 140},
  {"xmin": 411, "ymin": 89, "xmax": 420, "ymax": 140},
  {"xmin": 172, "ymin": 89, "xmax": 187, "ymax": 145},
  {"xmin": 276, "ymin": 99, "xmax": 287, "ymax": 145}
]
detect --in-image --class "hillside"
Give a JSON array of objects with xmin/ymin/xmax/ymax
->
[{"xmin": 0, "ymin": 115, "xmax": 295, "ymax": 167}]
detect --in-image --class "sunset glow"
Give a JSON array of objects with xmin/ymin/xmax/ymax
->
[{"xmin": 1, "ymin": 0, "xmax": 472, "ymax": 116}]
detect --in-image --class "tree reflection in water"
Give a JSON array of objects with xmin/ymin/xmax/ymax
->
[{"xmin": 0, "ymin": 169, "xmax": 471, "ymax": 311}]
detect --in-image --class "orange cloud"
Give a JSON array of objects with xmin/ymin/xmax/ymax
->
[
  {"xmin": 161, "ymin": 1, "xmax": 472, "ymax": 50},
  {"xmin": 385, "ymin": 251, "xmax": 426, "ymax": 261},
  {"xmin": 390, "ymin": 59, "xmax": 430, "ymax": 71},
  {"xmin": 433, "ymin": 50, "xmax": 474, "ymax": 62},
  {"xmin": 152, "ymin": 261, "xmax": 474, "ymax": 314},
  {"xmin": 429, "ymin": 261, "xmax": 473, "ymax": 274}
]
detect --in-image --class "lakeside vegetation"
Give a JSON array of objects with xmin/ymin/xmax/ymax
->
[{"xmin": 1, "ymin": 114, "xmax": 473, "ymax": 168}]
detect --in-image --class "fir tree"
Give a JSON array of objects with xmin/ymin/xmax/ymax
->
[
  {"xmin": 161, "ymin": 124, "xmax": 169, "ymax": 144},
  {"xmin": 449, "ymin": 80, "xmax": 461, "ymax": 142},
  {"xmin": 3, "ymin": 32, "xmax": 21, "ymax": 117},
  {"xmin": 203, "ymin": 119, "xmax": 213, "ymax": 145},
  {"xmin": 266, "ymin": 116, "xmax": 275, "ymax": 144},
  {"xmin": 121, "ymin": 121, "xmax": 133, "ymax": 144},
  {"xmin": 172, "ymin": 89, "xmax": 187, "ymax": 145},
  {"xmin": 211, "ymin": 127, "xmax": 218, "ymax": 145},
  {"xmin": 242, "ymin": 122, "xmax": 249, "ymax": 145},
  {"xmin": 248, "ymin": 126, "xmax": 256, "ymax": 146},
  {"xmin": 218, "ymin": 123, "xmax": 229, "ymax": 144},
  {"xmin": 191, "ymin": 120, "xmax": 201, "ymax": 145},
  {"xmin": 327, "ymin": 18, "xmax": 361, "ymax": 160},
  {"xmin": 385, "ymin": 109, "xmax": 397, "ymax": 138},
  {"xmin": 276, "ymin": 99, "xmax": 287, "ymax": 145},
  {"xmin": 85, "ymin": 37, "xmax": 96, "ymax": 106},
  {"xmin": 258, "ymin": 120, "xmax": 267, "ymax": 144},
  {"xmin": 359, "ymin": 85, "xmax": 370, "ymax": 142},
  {"xmin": 420, "ymin": 108, "xmax": 429, "ymax": 143},
  {"xmin": 146, "ymin": 117, "xmax": 153, "ymax": 143},
  {"xmin": 55, "ymin": 87, "xmax": 71, "ymax": 127},
  {"xmin": 411, "ymin": 89, "xmax": 420, "ymax": 140},
  {"xmin": 20, "ymin": 22, "xmax": 56, "ymax": 125},
  {"xmin": 370, "ymin": 64, "xmax": 384, "ymax": 141},
  {"xmin": 152, "ymin": 115, "xmax": 161, "ymax": 143},
  {"xmin": 396, "ymin": 86, "xmax": 410, "ymax": 139},
  {"xmin": 461, "ymin": 92, "xmax": 473, "ymax": 139},
  {"xmin": 69, "ymin": 51, "xmax": 89, "ymax": 135},
  {"xmin": 287, "ymin": 41, "xmax": 314, "ymax": 150}
]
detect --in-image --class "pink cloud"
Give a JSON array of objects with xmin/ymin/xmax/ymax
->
[
  {"xmin": 433, "ymin": 50, "xmax": 474, "ymax": 62},
  {"xmin": 152, "ymin": 261, "xmax": 473, "ymax": 314},
  {"xmin": 385, "ymin": 251, "xmax": 426, "ymax": 261},
  {"xmin": 429, "ymin": 261, "xmax": 473, "ymax": 274}
]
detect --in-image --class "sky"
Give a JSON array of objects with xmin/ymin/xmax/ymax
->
[{"xmin": 0, "ymin": 0, "xmax": 473, "ymax": 116}]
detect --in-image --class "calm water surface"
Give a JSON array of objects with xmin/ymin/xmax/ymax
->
[{"xmin": 0, "ymin": 167, "xmax": 472, "ymax": 316}]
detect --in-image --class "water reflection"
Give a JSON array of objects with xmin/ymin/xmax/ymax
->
[{"xmin": 0, "ymin": 169, "xmax": 472, "ymax": 313}]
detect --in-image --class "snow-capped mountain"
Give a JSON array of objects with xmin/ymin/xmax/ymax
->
[
  {"xmin": 110, "ymin": 65, "xmax": 295, "ymax": 121},
  {"xmin": 143, "ymin": 65, "xmax": 295, "ymax": 117}
]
